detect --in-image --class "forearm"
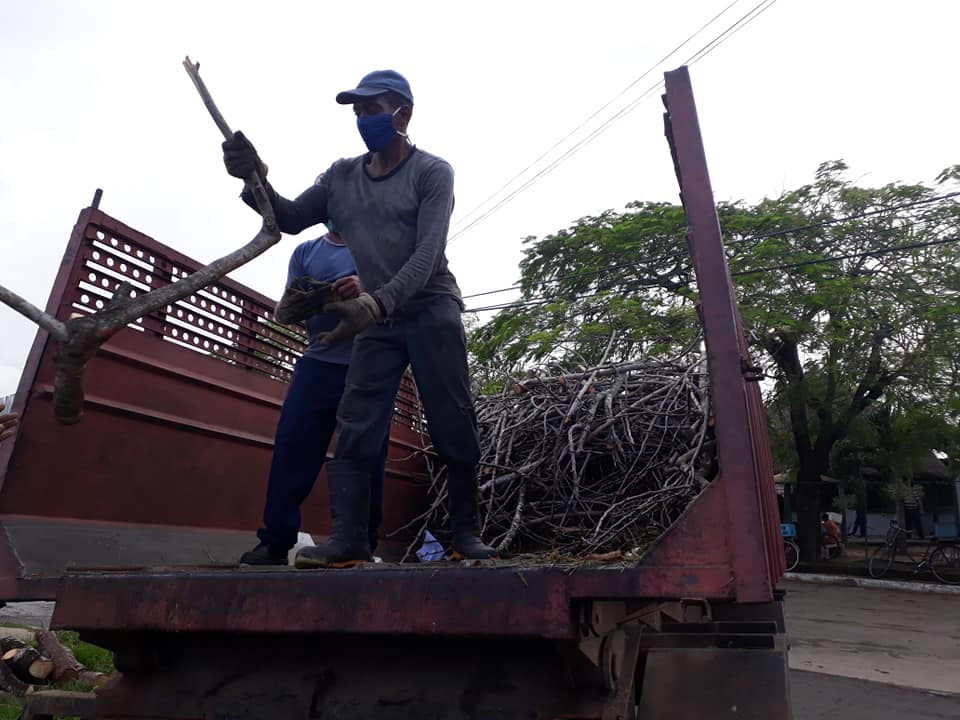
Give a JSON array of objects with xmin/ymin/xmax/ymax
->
[{"xmin": 241, "ymin": 181, "xmax": 327, "ymax": 235}]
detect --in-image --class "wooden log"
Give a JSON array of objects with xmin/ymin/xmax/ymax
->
[
  {"xmin": 3, "ymin": 647, "xmax": 55, "ymax": 683},
  {"xmin": 0, "ymin": 636, "xmax": 28, "ymax": 654},
  {"xmin": 78, "ymin": 670, "xmax": 110, "ymax": 689},
  {"xmin": 0, "ymin": 653, "xmax": 30, "ymax": 696},
  {"xmin": 35, "ymin": 631, "xmax": 84, "ymax": 685}
]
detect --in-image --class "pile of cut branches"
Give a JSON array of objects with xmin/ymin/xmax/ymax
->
[{"xmin": 401, "ymin": 356, "xmax": 715, "ymax": 558}]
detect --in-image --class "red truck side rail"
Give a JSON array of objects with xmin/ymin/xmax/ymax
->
[
  {"xmin": 0, "ymin": 206, "xmax": 430, "ymax": 599},
  {"xmin": 0, "ymin": 67, "xmax": 782, "ymax": 625}
]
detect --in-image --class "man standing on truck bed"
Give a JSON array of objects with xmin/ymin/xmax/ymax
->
[
  {"xmin": 222, "ymin": 69, "xmax": 495, "ymax": 566},
  {"xmin": 240, "ymin": 223, "xmax": 388, "ymax": 566}
]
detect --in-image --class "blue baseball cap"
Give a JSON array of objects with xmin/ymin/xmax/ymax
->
[{"xmin": 336, "ymin": 70, "xmax": 414, "ymax": 105}]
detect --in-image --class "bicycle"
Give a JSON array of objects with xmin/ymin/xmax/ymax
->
[
  {"xmin": 781, "ymin": 523, "xmax": 799, "ymax": 572},
  {"xmin": 868, "ymin": 519, "xmax": 960, "ymax": 585}
]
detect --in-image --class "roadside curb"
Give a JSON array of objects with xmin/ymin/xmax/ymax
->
[{"xmin": 784, "ymin": 572, "xmax": 960, "ymax": 596}]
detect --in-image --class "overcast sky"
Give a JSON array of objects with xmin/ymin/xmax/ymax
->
[{"xmin": 1, "ymin": 0, "xmax": 957, "ymax": 393}]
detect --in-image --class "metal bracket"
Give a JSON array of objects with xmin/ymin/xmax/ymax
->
[
  {"xmin": 680, "ymin": 597, "xmax": 713, "ymax": 623},
  {"xmin": 600, "ymin": 623, "xmax": 643, "ymax": 720}
]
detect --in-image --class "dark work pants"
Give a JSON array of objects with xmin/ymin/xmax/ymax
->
[
  {"xmin": 258, "ymin": 356, "xmax": 387, "ymax": 552},
  {"xmin": 334, "ymin": 297, "xmax": 480, "ymax": 475}
]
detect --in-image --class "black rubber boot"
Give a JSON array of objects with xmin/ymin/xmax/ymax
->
[
  {"xmin": 295, "ymin": 460, "xmax": 372, "ymax": 569},
  {"xmin": 239, "ymin": 543, "xmax": 288, "ymax": 566},
  {"xmin": 447, "ymin": 466, "xmax": 498, "ymax": 560}
]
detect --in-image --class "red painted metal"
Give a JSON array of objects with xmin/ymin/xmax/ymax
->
[
  {"xmin": 0, "ymin": 206, "xmax": 430, "ymax": 596},
  {"xmin": 662, "ymin": 65, "xmax": 783, "ymax": 602}
]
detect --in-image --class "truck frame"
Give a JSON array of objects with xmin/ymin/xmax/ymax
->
[{"xmin": 0, "ymin": 67, "xmax": 791, "ymax": 719}]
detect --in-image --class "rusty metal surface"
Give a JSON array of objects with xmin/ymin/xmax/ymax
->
[
  {"xmin": 52, "ymin": 566, "xmax": 575, "ymax": 638},
  {"xmin": 47, "ymin": 559, "xmax": 746, "ymax": 637},
  {"xmin": 662, "ymin": 65, "xmax": 782, "ymax": 603},
  {"xmin": 87, "ymin": 634, "xmax": 599, "ymax": 720},
  {"xmin": 21, "ymin": 690, "xmax": 97, "ymax": 720},
  {"xmin": 0, "ymin": 206, "xmax": 429, "ymax": 596},
  {"xmin": 636, "ymin": 646, "xmax": 792, "ymax": 719}
]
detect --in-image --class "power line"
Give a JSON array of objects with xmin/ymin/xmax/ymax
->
[
  {"xmin": 461, "ymin": 191, "xmax": 960, "ymax": 301},
  {"xmin": 448, "ymin": 0, "xmax": 780, "ymax": 245},
  {"xmin": 466, "ymin": 275, "xmax": 687, "ymax": 314},
  {"xmin": 464, "ymin": 231, "xmax": 960, "ymax": 314},
  {"xmin": 725, "ymin": 190, "xmax": 960, "ymax": 248},
  {"xmin": 447, "ymin": 0, "xmax": 744, "ymax": 235},
  {"xmin": 685, "ymin": 0, "xmax": 780, "ymax": 65},
  {"xmin": 732, "ymin": 234, "xmax": 960, "ymax": 278}
]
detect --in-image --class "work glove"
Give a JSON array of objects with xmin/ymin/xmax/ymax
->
[
  {"xmin": 222, "ymin": 130, "xmax": 268, "ymax": 180},
  {"xmin": 317, "ymin": 293, "xmax": 382, "ymax": 346},
  {"xmin": 274, "ymin": 278, "xmax": 338, "ymax": 325}
]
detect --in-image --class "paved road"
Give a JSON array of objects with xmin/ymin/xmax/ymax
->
[
  {"xmin": 791, "ymin": 670, "xmax": 958, "ymax": 720},
  {"xmin": 782, "ymin": 577, "xmax": 960, "ymax": 695}
]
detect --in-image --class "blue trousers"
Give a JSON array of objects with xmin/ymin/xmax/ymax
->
[
  {"xmin": 334, "ymin": 297, "xmax": 480, "ymax": 474},
  {"xmin": 258, "ymin": 356, "xmax": 387, "ymax": 552}
]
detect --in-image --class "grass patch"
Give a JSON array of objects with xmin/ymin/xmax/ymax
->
[
  {"xmin": 0, "ymin": 695, "xmax": 21, "ymax": 720},
  {"xmin": 54, "ymin": 631, "xmax": 114, "ymax": 675}
]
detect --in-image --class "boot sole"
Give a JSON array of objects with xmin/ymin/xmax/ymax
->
[
  {"xmin": 294, "ymin": 557, "xmax": 369, "ymax": 570},
  {"xmin": 448, "ymin": 551, "xmax": 499, "ymax": 562}
]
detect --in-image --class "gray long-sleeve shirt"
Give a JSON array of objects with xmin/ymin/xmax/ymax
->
[{"xmin": 243, "ymin": 147, "xmax": 462, "ymax": 317}]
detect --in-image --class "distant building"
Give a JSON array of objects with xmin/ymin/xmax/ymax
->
[{"xmin": 778, "ymin": 454, "xmax": 960, "ymax": 539}]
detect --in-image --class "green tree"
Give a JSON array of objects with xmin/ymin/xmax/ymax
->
[{"xmin": 469, "ymin": 162, "xmax": 960, "ymax": 560}]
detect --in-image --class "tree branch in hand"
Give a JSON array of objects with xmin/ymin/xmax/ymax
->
[{"xmin": 0, "ymin": 57, "xmax": 282, "ymax": 425}]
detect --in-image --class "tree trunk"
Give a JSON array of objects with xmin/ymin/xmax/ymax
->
[{"xmin": 794, "ymin": 464, "xmax": 822, "ymax": 563}]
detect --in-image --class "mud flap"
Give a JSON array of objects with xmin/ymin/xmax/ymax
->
[{"xmin": 636, "ymin": 644, "xmax": 792, "ymax": 719}]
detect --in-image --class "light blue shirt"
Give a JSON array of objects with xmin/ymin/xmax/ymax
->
[{"xmin": 286, "ymin": 234, "xmax": 357, "ymax": 365}]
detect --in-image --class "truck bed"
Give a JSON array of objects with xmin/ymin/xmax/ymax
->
[{"xmin": 0, "ymin": 69, "xmax": 783, "ymax": 618}]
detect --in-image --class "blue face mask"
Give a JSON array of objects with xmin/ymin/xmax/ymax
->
[{"xmin": 357, "ymin": 107, "xmax": 404, "ymax": 152}]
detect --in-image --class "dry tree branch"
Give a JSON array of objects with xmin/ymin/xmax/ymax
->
[
  {"xmin": 412, "ymin": 356, "xmax": 713, "ymax": 558},
  {"xmin": 0, "ymin": 285, "xmax": 67, "ymax": 341},
  {"xmin": 0, "ymin": 57, "xmax": 282, "ymax": 424}
]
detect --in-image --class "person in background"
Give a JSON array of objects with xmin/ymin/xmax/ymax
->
[
  {"xmin": 821, "ymin": 512, "xmax": 842, "ymax": 558},
  {"xmin": 849, "ymin": 506, "xmax": 867, "ymax": 538},
  {"xmin": 239, "ymin": 222, "xmax": 388, "ymax": 566}
]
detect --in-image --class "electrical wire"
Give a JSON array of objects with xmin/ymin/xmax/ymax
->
[
  {"xmin": 461, "ymin": 191, "xmax": 960, "ymax": 301},
  {"xmin": 448, "ymin": 0, "xmax": 745, "ymax": 235},
  {"xmin": 448, "ymin": 0, "xmax": 781, "ymax": 245},
  {"xmin": 464, "ymin": 232, "xmax": 960, "ymax": 314}
]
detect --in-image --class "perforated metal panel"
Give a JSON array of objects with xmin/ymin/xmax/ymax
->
[{"xmin": 0, "ymin": 206, "xmax": 430, "ymax": 593}]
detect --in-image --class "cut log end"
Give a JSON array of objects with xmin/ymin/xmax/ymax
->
[
  {"xmin": 4, "ymin": 646, "xmax": 55, "ymax": 683},
  {"xmin": 28, "ymin": 658, "xmax": 55, "ymax": 681}
]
